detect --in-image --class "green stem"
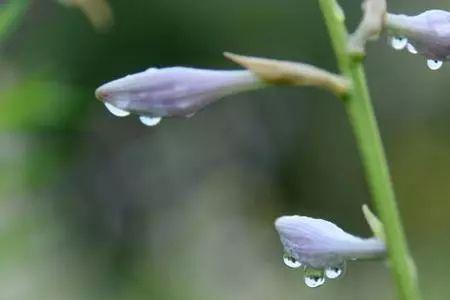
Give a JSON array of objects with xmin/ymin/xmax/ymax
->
[{"xmin": 318, "ymin": 1, "xmax": 422, "ymax": 300}]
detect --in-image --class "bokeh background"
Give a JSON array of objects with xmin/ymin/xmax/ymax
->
[{"xmin": 1, "ymin": 0, "xmax": 449, "ymax": 299}]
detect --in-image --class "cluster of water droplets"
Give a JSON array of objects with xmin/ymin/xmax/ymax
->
[
  {"xmin": 104, "ymin": 103, "xmax": 162, "ymax": 127},
  {"xmin": 390, "ymin": 36, "xmax": 444, "ymax": 71},
  {"xmin": 283, "ymin": 253, "xmax": 346, "ymax": 288}
]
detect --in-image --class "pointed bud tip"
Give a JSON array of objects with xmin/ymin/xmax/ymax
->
[
  {"xmin": 223, "ymin": 52, "xmax": 244, "ymax": 64},
  {"xmin": 274, "ymin": 215, "xmax": 312, "ymax": 234},
  {"xmin": 362, "ymin": 204, "xmax": 385, "ymax": 242},
  {"xmin": 274, "ymin": 215, "xmax": 300, "ymax": 230},
  {"xmin": 95, "ymin": 86, "xmax": 108, "ymax": 102}
]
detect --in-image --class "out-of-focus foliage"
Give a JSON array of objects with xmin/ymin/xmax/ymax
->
[
  {"xmin": 1, "ymin": 1, "xmax": 450, "ymax": 300},
  {"xmin": 0, "ymin": 0, "xmax": 28, "ymax": 41},
  {"xmin": 59, "ymin": 0, "xmax": 113, "ymax": 31}
]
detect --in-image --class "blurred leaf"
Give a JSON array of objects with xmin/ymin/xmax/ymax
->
[
  {"xmin": 59, "ymin": 0, "xmax": 113, "ymax": 32},
  {"xmin": 0, "ymin": 79, "xmax": 86, "ymax": 130},
  {"xmin": 0, "ymin": 0, "xmax": 29, "ymax": 42}
]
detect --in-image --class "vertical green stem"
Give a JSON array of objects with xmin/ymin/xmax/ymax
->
[{"xmin": 318, "ymin": 1, "xmax": 422, "ymax": 300}]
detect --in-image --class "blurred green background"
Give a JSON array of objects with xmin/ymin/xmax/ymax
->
[{"xmin": 1, "ymin": 0, "xmax": 450, "ymax": 299}]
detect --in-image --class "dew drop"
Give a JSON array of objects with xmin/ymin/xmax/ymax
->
[
  {"xmin": 427, "ymin": 59, "xmax": 443, "ymax": 70},
  {"xmin": 390, "ymin": 37, "xmax": 408, "ymax": 50},
  {"xmin": 283, "ymin": 254, "xmax": 302, "ymax": 269},
  {"xmin": 304, "ymin": 267, "xmax": 326, "ymax": 288},
  {"xmin": 104, "ymin": 103, "xmax": 130, "ymax": 117},
  {"xmin": 139, "ymin": 116, "xmax": 162, "ymax": 127},
  {"xmin": 325, "ymin": 261, "xmax": 346, "ymax": 279},
  {"xmin": 406, "ymin": 43, "xmax": 418, "ymax": 54},
  {"xmin": 304, "ymin": 274, "xmax": 326, "ymax": 288},
  {"xmin": 325, "ymin": 267, "xmax": 343, "ymax": 279}
]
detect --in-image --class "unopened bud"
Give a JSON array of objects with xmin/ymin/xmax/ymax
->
[
  {"xmin": 95, "ymin": 67, "xmax": 265, "ymax": 125},
  {"xmin": 386, "ymin": 10, "xmax": 450, "ymax": 63}
]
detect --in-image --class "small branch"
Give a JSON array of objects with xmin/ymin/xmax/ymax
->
[
  {"xmin": 348, "ymin": 0, "xmax": 387, "ymax": 58},
  {"xmin": 224, "ymin": 52, "xmax": 351, "ymax": 96}
]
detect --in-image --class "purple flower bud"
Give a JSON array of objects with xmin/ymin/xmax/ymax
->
[
  {"xmin": 275, "ymin": 215, "xmax": 386, "ymax": 270},
  {"xmin": 386, "ymin": 10, "xmax": 450, "ymax": 64},
  {"xmin": 95, "ymin": 67, "xmax": 264, "ymax": 125}
]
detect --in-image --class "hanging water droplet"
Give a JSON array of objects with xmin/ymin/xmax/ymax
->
[
  {"xmin": 139, "ymin": 116, "xmax": 162, "ymax": 127},
  {"xmin": 304, "ymin": 275, "xmax": 325, "ymax": 288},
  {"xmin": 325, "ymin": 265, "xmax": 344, "ymax": 279},
  {"xmin": 406, "ymin": 43, "xmax": 418, "ymax": 54},
  {"xmin": 283, "ymin": 254, "xmax": 302, "ymax": 269},
  {"xmin": 304, "ymin": 267, "xmax": 326, "ymax": 288},
  {"xmin": 325, "ymin": 261, "xmax": 346, "ymax": 279},
  {"xmin": 391, "ymin": 37, "xmax": 408, "ymax": 50},
  {"xmin": 104, "ymin": 103, "xmax": 130, "ymax": 117},
  {"xmin": 427, "ymin": 59, "xmax": 443, "ymax": 70}
]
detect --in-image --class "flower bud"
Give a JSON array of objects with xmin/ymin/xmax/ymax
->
[
  {"xmin": 95, "ymin": 67, "xmax": 264, "ymax": 125},
  {"xmin": 275, "ymin": 215, "xmax": 386, "ymax": 269},
  {"xmin": 386, "ymin": 10, "xmax": 450, "ymax": 64}
]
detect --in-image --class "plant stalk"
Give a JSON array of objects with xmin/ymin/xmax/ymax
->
[{"xmin": 318, "ymin": 1, "xmax": 422, "ymax": 299}]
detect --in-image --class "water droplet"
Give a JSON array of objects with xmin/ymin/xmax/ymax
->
[
  {"xmin": 325, "ymin": 261, "xmax": 346, "ymax": 279},
  {"xmin": 391, "ymin": 37, "xmax": 408, "ymax": 50},
  {"xmin": 427, "ymin": 59, "xmax": 443, "ymax": 70},
  {"xmin": 139, "ymin": 116, "xmax": 162, "ymax": 127},
  {"xmin": 304, "ymin": 267, "xmax": 326, "ymax": 288},
  {"xmin": 325, "ymin": 265, "xmax": 345, "ymax": 279},
  {"xmin": 407, "ymin": 43, "xmax": 418, "ymax": 54},
  {"xmin": 283, "ymin": 254, "xmax": 302, "ymax": 269},
  {"xmin": 304, "ymin": 274, "xmax": 326, "ymax": 288},
  {"xmin": 104, "ymin": 103, "xmax": 130, "ymax": 117}
]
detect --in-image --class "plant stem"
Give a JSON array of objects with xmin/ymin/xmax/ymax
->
[{"xmin": 318, "ymin": 1, "xmax": 422, "ymax": 299}]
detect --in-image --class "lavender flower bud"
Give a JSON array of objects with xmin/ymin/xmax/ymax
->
[
  {"xmin": 275, "ymin": 215, "xmax": 386, "ymax": 287},
  {"xmin": 95, "ymin": 67, "xmax": 264, "ymax": 126},
  {"xmin": 386, "ymin": 10, "xmax": 450, "ymax": 69}
]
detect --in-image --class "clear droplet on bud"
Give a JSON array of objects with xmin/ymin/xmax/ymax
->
[
  {"xmin": 104, "ymin": 103, "xmax": 130, "ymax": 117},
  {"xmin": 427, "ymin": 59, "xmax": 443, "ymax": 70},
  {"xmin": 139, "ymin": 116, "xmax": 162, "ymax": 127},
  {"xmin": 283, "ymin": 253, "xmax": 302, "ymax": 269},
  {"xmin": 304, "ymin": 267, "xmax": 326, "ymax": 288},
  {"xmin": 325, "ymin": 261, "xmax": 346, "ymax": 279},
  {"xmin": 407, "ymin": 43, "xmax": 418, "ymax": 54},
  {"xmin": 391, "ymin": 36, "xmax": 408, "ymax": 50}
]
